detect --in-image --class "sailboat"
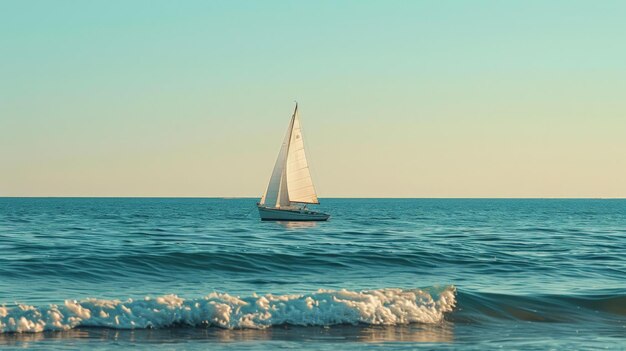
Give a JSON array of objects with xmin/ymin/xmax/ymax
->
[{"xmin": 257, "ymin": 104, "xmax": 330, "ymax": 221}]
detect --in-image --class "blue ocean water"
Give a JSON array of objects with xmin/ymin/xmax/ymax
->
[{"xmin": 0, "ymin": 198, "xmax": 624, "ymax": 350}]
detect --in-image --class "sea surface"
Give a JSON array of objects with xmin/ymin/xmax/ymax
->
[{"xmin": 0, "ymin": 198, "xmax": 624, "ymax": 350}]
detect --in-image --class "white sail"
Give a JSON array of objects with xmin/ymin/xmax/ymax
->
[
  {"xmin": 260, "ymin": 104, "xmax": 319, "ymax": 208},
  {"xmin": 260, "ymin": 115, "xmax": 294, "ymax": 208},
  {"xmin": 285, "ymin": 106, "xmax": 319, "ymax": 204}
]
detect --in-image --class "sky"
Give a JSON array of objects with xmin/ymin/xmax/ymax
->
[{"xmin": 1, "ymin": 1, "xmax": 625, "ymax": 198}]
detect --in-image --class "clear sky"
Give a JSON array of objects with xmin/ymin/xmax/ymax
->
[{"xmin": 1, "ymin": 1, "xmax": 625, "ymax": 197}]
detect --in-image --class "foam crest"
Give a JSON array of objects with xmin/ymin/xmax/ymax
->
[{"xmin": 0, "ymin": 287, "xmax": 455, "ymax": 333}]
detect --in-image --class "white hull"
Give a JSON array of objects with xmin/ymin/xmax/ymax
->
[{"xmin": 257, "ymin": 206, "xmax": 330, "ymax": 221}]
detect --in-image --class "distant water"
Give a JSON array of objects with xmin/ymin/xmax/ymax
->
[{"xmin": 0, "ymin": 198, "xmax": 624, "ymax": 350}]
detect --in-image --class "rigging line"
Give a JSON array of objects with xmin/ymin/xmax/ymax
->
[
  {"xmin": 289, "ymin": 186, "xmax": 317, "ymax": 193},
  {"xmin": 287, "ymin": 165, "xmax": 311, "ymax": 173},
  {"xmin": 288, "ymin": 181, "xmax": 316, "ymax": 188}
]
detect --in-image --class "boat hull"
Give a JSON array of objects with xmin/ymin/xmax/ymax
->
[{"xmin": 257, "ymin": 206, "xmax": 330, "ymax": 221}]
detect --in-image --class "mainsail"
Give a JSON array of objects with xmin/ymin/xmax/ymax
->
[{"xmin": 260, "ymin": 104, "xmax": 319, "ymax": 208}]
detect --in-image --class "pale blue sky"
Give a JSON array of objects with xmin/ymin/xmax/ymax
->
[{"xmin": 1, "ymin": 1, "xmax": 625, "ymax": 197}]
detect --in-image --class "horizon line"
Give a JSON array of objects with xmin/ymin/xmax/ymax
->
[{"xmin": 1, "ymin": 196, "xmax": 624, "ymax": 200}]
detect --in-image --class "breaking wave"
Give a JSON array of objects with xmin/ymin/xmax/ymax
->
[{"xmin": 0, "ymin": 287, "xmax": 456, "ymax": 333}]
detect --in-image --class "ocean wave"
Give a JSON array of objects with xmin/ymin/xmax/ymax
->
[
  {"xmin": 452, "ymin": 290, "xmax": 626, "ymax": 323},
  {"xmin": 0, "ymin": 287, "xmax": 456, "ymax": 333},
  {"xmin": 0, "ymin": 249, "xmax": 557, "ymax": 278}
]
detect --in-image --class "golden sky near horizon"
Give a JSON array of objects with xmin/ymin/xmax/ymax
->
[{"xmin": 1, "ymin": 1, "xmax": 625, "ymax": 197}]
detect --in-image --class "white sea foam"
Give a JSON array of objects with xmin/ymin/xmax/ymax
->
[{"xmin": 0, "ymin": 287, "xmax": 456, "ymax": 333}]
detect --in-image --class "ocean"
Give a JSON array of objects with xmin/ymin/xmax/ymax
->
[{"xmin": 0, "ymin": 198, "xmax": 624, "ymax": 350}]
